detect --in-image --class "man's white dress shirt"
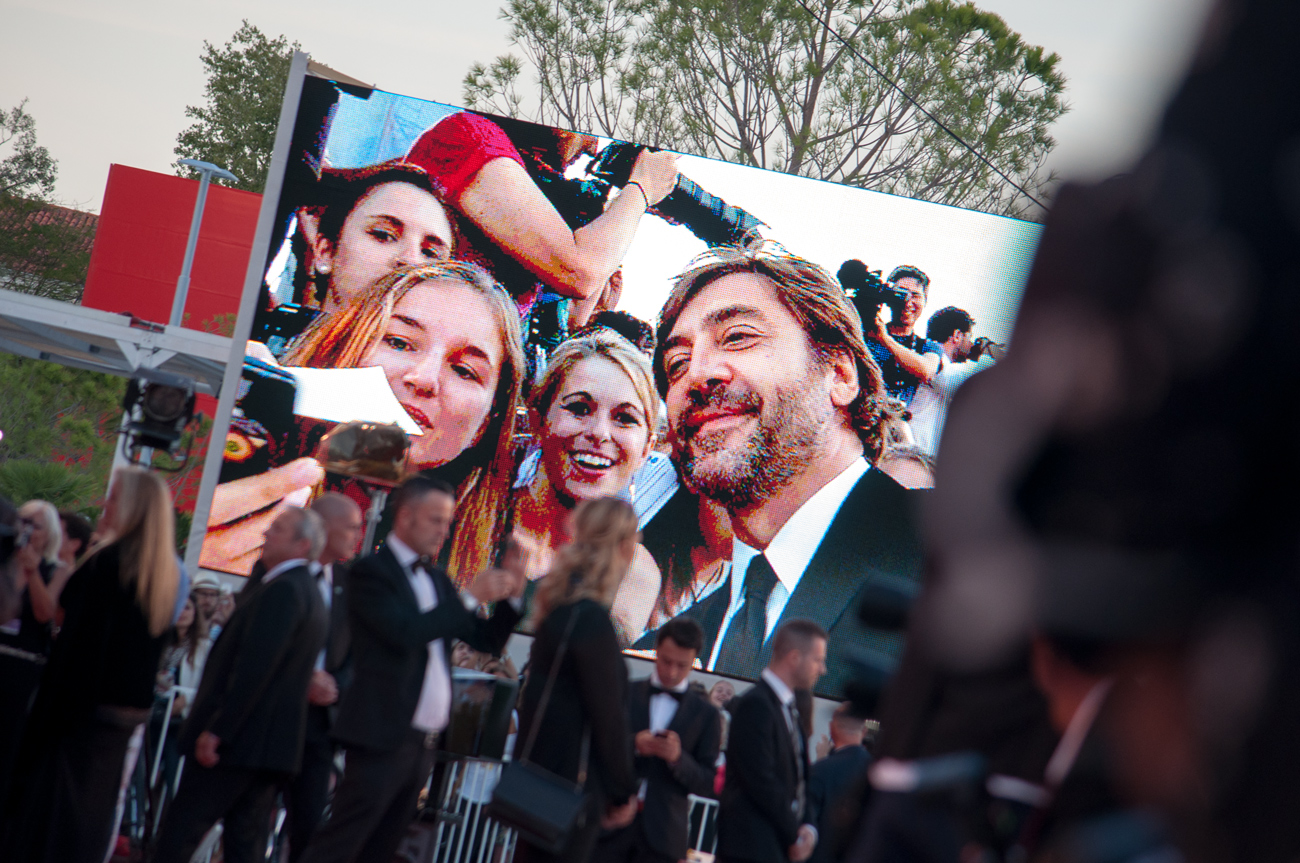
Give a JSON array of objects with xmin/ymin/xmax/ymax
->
[
  {"xmin": 706, "ymin": 458, "xmax": 868, "ymax": 671},
  {"xmin": 387, "ymin": 535, "xmax": 452, "ymax": 734}
]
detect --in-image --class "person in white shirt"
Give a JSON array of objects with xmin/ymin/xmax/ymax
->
[
  {"xmin": 649, "ymin": 247, "xmax": 925, "ymax": 694},
  {"xmin": 907, "ymin": 306, "xmax": 1004, "ymax": 457},
  {"xmin": 298, "ymin": 476, "xmax": 529, "ymax": 863}
]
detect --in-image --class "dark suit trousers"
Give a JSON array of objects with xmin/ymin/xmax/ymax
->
[
  {"xmin": 283, "ymin": 705, "xmax": 334, "ymax": 863},
  {"xmin": 153, "ymin": 762, "xmax": 283, "ymax": 863},
  {"xmin": 3, "ymin": 716, "xmax": 138, "ymax": 863},
  {"xmin": 298, "ymin": 729, "xmax": 435, "ymax": 863},
  {"xmin": 593, "ymin": 814, "xmax": 676, "ymax": 863}
]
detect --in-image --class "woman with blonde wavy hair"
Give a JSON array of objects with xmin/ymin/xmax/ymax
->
[
  {"xmin": 203, "ymin": 260, "xmax": 525, "ymax": 584},
  {"xmin": 2, "ymin": 467, "xmax": 180, "ymax": 862},
  {"xmin": 513, "ymin": 497, "xmax": 641, "ymax": 863},
  {"xmin": 514, "ymin": 329, "xmax": 663, "ymax": 641}
]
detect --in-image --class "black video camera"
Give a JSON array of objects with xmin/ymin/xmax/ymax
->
[
  {"xmin": 587, "ymin": 142, "xmax": 764, "ymax": 247},
  {"xmin": 837, "ymin": 259, "xmax": 911, "ymax": 324},
  {"xmin": 969, "ymin": 336, "xmax": 1006, "ymax": 363}
]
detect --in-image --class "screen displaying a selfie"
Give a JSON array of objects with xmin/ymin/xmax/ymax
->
[{"xmin": 200, "ymin": 73, "xmax": 1041, "ymax": 696}]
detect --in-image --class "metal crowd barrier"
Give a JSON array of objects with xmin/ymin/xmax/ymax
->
[{"xmin": 398, "ymin": 758, "xmax": 721, "ymax": 863}]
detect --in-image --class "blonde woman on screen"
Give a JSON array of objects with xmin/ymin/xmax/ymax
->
[
  {"xmin": 513, "ymin": 329, "xmax": 662, "ymax": 642},
  {"xmin": 202, "ymin": 261, "xmax": 524, "ymax": 583}
]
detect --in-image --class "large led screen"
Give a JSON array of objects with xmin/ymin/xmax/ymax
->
[{"xmin": 199, "ymin": 74, "xmax": 1040, "ymax": 696}]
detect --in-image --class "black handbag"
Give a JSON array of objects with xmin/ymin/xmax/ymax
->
[{"xmin": 487, "ymin": 605, "xmax": 592, "ymax": 854}]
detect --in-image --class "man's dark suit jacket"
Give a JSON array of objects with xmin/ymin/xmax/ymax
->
[
  {"xmin": 668, "ymin": 467, "xmax": 924, "ymax": 697},
  {"xmin": 628, "ymin": 678, "xmax": 721, "ymax": 861},
  {"xmin": 181, "ymin": 562, "xmax": 328, "ymax": 774},
  {"xmin": 806, "ymin": 744, "xmax": 871, "ymax": 863},
  {"xmin": 717, "ymin": 677, "xmax": 811, "ymax": 863},
  {"xmin": 332, "ymin": 544, "xmax": 520, "ymax": 752},
  {"xmin": 245, "ymin": 560, "xmax": 353, "ymax": 721}
]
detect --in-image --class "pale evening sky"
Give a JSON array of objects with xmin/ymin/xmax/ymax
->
[{"xmin": 0, "ymin": 0, "xmax": 1213, "ymax": 213}]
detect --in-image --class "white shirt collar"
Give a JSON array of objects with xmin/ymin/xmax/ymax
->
[
  {"xmin": 729, "ymin": 457, "xmax": 869, "ymax": 606},
  {"xmin": 761, "ymin": 668, "xmax": 796, "ymax": 708},
  {"xmin": 387, "ymin": 534, "xmax": 420, "ymax": 570},
  {"xmin": 649, "ymin": 669, "xmax": 689, "ymax": 693},
  {"xmin": 315, "ymin": 561, "xmax": 331, "ymax": 588},
  {"xmin": 262, "ymin": 557, "xmax": 309, "ymax": 583}
]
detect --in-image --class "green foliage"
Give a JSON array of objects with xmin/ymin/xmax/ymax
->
[
  {"xmin": 0, "ymin": 196, "xmax": 93, "ymax": 302},
  {"xmin": 174, "ymin": 508, "xmax": 193, "ymax": 556},
  {"xmin": 174, "ymin": 21, "xmax": 299, "ymax": 193},
  {"xmin": 0, "ymin": 100, "xmax": 56, "ymax": 199},
  {"xmin": 0, "ymin": 460, "xmax": 101, "ymax": 515},
  {"xmin": 464, "ymin": 0, "xmax": 1067, "ymax": 218},
  {"xmin": 0, "ymin": 355, "xmax": 126, "ymax": 511},
  {"xmin": 0, "ymin": 101, "xmax": 92, "ymax": 301}
]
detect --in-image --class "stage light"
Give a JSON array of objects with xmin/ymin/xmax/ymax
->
[{"xmin": 122, "ymin": 368, "xmax": 196, "ymax": 453}]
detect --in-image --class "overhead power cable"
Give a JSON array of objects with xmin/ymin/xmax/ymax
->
[{"xmin": 790, "ymin": 0, "xmax": 1048, "ymax": 211}]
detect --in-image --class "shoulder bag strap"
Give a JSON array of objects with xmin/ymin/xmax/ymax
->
[{"xmin": 518, "ymin": 602, "xmax": 584, "ymax": 765}]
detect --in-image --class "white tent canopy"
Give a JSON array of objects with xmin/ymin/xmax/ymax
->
[{"xmin": 0, "ymin": 287, "xmax": 231, "ymax": 395}]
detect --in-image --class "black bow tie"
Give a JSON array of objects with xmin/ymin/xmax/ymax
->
[
  {"xmin": 649, "ymin": 685, "xmax": 685, "ymax": 702},
  {"xmin": 414, "ymin": 555, "xmax": 435, "ymax": 573}
]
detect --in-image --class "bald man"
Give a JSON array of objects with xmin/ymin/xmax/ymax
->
[{"xmin": 282, "ymin": 493, "xmax": 363, "ymax": 861}]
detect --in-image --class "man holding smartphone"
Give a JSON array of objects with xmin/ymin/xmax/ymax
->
[{"xmin": 596, "ymin": 619, "xmax": 721, "ymax": 863}]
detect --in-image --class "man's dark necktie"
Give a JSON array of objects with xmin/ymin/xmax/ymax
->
[
  {"xmin": 714, "ymin": 554, "xmax": 778, "ymax": 678},
  {"xmin": 787, "ymin": 701, "xmax": 807, "ymax": 819},
  {"xmin": 415, "ymin": 555, "xmax": 435, "ymax": 574},
  {"xmin": 649, "ymin": 685, "xmax": 685, "ymax": 702}
]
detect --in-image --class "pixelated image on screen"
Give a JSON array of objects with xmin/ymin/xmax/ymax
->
[{"xmin": 199, "ymin": 73, "xmax": 1041, "ymax": 696}]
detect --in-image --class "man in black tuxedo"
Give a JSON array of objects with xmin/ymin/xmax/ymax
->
[
  {"xmin": 280, "ymin": 492, "xmax": 363, "ymax": 862},
  {"xmin": 595, "ymin": 618, "xmax": 721, "ymax": 863},
  {"xmin": 299, "ymin": 475, "xmax": 527, "ymax": 863},
  {"xmin": 806, "ymin": 703, "xmax": 872, "ymax": 863},
  {"xmin": 650, "ymin": 247, "xmax": 924, "ymax": 696},
  {"xmin": 155, "ymin": 507, "xmax": 329, "ymax": 863},
  {"xmin": 718, "ymin": 620, "xmax": 826, "ymax": 863}
]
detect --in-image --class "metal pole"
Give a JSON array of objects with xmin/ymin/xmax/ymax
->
[
  {"xmin": 184, "ymin": 50, "xmax": 309, "ymax": 574},
  {"xmin": 171, "ymin": 159, "xmax": 238, "ymax": 328}
]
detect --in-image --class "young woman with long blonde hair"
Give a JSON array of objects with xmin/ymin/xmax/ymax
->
[
  {"xmin": 2, "ymin": 467, "xmax": 180, "ymax": 862},
  {"xmin": 513, "ymin": 497, "xmax": 641, "ymax": 863},
  {"xmin": 203, "ymin": 260, "xmax": 525, "ymax": 584}
]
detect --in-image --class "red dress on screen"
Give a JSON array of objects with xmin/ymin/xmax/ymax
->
[{"xmin": 406, "ymin": 112, "xmax": 544, "ymax": 316}]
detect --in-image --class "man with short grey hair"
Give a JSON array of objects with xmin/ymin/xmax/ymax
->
[{"xmin": 155, "ymin": 507, "xmax": 329, "ymax": 863}]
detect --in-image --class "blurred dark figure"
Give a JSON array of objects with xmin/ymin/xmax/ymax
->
[
  {"xmin": 281, "ymin": 493, "xmax": 363, "ymax": 862},
  {"xmin": 807, "ymin": 704, "xmax": 872, "ymax": 863},
  {"xmin": 153, "ymin": 507, "xmax": 328, "ymax": 863},
  {"xmin": 57, "ymin": 511, "xmax": 93, "ymax": 565},
  {"xmin": 0, "ymin": 495, "xmax": 20, "ymax": 626},
  {"xmin": 718, "ymin": 620, "xmax": 826, "ymax": 863},
  {"xmin": 513, "ymin": 498, "xmax": 641, "ymax": 863},
  {"xmin": 853, "ymin": 0, "xmax": 1300, "ymax": 861},
  {"xmin": 1015, "ymin": 633, "xmax": 1126, "ymax": 859},
  {"xmin": 594, "ymin": 617, "xmax": 721, "ymax": 863},
  {"xmin": 0, "ymin": 500, "xmax": 65, "ymax": 804},
  {"xmin": 3, "ymin": 469, "xmax": 180, "ymax": 863}
]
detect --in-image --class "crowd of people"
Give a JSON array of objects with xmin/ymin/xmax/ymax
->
[
  {"xmin": 0, "ymin": 460, "xmax": 884, "ymax": 863},
  {"xmin": 198, "ymin": 97, "xmax": 1012, "ymax": 699}
]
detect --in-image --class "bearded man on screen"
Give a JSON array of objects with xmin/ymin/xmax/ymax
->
[{"xmin": 651, "ymin": 247, "xmax": 924, "ymax": 695}]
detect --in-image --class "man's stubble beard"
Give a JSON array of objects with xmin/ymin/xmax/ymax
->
[{"xmin": 677, "ymin": 366, "xmax": 833, "ymax": 512}]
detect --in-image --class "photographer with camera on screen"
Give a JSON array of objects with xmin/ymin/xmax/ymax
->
[
  {"xmin": 859, "ymin": 265, "xmax": 945, "ymax": 406},
  {"xmin": 907, "ymin": 306, "xmax": 1006, "ymax": 456}
]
